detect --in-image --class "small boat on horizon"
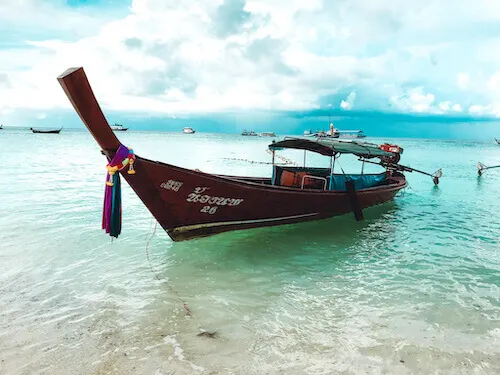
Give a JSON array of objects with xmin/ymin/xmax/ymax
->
[
  {"xmin": 305, "ymin": 124, "xmax": 366, "ymax": 139},
  {"xmin": 57, "ymin": 67, "xmax": 443, "ymax": 242},
  {"xmin": 337, "ymin": 130, "xmax": 366, "ymax": 139},
  {"xmin": 111, "ymin": 123, "xmax": 128, "ymax": 131},
  {"xmin": 183, "ymin": 127, "xmax": 196, "ymax": 134},
  {"xmin": 30, "ymin": 127, "xmax": 62, "ymax": 134},
  {"xmin": 260, "ymin": 132, "xmax": 276, "ymax": 137},
  {"xmin": 241, "ymin": 130, "xmax": 258, "ymax": 136}
]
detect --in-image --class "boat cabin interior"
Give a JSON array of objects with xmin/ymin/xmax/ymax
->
[
  {"xmin": 272, "ymin": 166, "xmax": 389, "ymax": 191},
  {"xmin": 264, "ymin": 137, "xmax": 404, "ymax": 191},
  {"xmin": 220, "ymin": 137, "xmax": 404, "ymax": 191}
]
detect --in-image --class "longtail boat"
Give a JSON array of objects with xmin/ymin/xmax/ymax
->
[
  {"xmin": 30, "ymin": 127, "xmax": 63, "ymax": 134},
  {"xmin": 57, "ymin": 67, "xmax": 442, "ymax": 242},
  {"xmin": 477, "ymin": 162, "xmax": 500, "ymax": 175},
  {"xmin": 477, "ymin": 139, "xmax": 500, "ymax": 175}
]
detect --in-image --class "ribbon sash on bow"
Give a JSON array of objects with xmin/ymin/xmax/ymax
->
[{"xmin": 102, "ymin": 145, "xmax": 131, "ymax": 238}]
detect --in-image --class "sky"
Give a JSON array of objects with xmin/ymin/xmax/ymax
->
[{"xmin": 2, "ymin": 0, "xmax": 500, "ymax": 138}]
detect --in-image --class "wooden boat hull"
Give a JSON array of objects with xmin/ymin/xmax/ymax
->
[
  {"xmin": 31, "ymin": 129, "xmax": 62, "ymax": 134},
  {"xmin": 120, "ymin": 156, "xmax": 406, "ymax": 241},
  {"xmin": 57, "ymin": 67, "xmax": 407, "ymax": 241}
]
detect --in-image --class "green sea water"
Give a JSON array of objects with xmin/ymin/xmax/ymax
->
[{"xmin": 1, "ymin": 129, "xmax": 499, "ymax": 374}]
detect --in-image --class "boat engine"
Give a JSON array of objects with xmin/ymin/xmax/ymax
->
[{"xmin": 379, "ymin": 143, "xmax": 403, "ymax": 164}]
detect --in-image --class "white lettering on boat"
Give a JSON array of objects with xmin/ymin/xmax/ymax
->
[
  {"xmin": 186, "ymin": 191, "xmax": 244, "ymax": 207},
  {"xmin": 160, "ymin": 180, "xmax": 183, "ymax": 192},
  {"xmin": 200, "ymin": 206, "xmax": 218, "ymax": 214},
  {"xmin": 193, "ymin": 187, "xmax": 210, "ymax": 194}
]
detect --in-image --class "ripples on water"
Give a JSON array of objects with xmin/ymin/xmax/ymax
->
[{"xmin": 1, "ymin": 130, "xmax": 499, "ymax": 374}]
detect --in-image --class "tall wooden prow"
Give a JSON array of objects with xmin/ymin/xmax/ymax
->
[{"xmin": 57, "ymin": 67, "xmax": 121, "ymax": 154}]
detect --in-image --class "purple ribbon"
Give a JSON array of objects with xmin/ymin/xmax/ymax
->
[{"xmin": 102, "ymin": 145, "xmax": 130, "ymax": 235}]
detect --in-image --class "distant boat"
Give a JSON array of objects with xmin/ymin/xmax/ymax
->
[
  {"xmin": 242, "ymin": 130, "xmax": 258, "ymax": 136},
  {"xmin": 303, "ymin": 130, "xmax": 312, "ymax": 136},
  {"xmin": 0, "ymin": 124, "xmax": 3, "ymax": 130},
  {"xmin": 260, "ymin": 132, "xmax": 276, "ymax": 137},
  {"xmin": 30, "ymin": 127, "xmax": 62, "ymax": 134},
  {"xmin": 312, "ymin": 130, "xmax": 337, "ymax": 138},
  {"xmin": 183, "ymin": 127, "xmax": 195, "ymax": 134},
  {"xmin": 336, "ymin": 130, "xmax": 366, "ymax": 139},
  {"xmin": 307, "ymin": 124, "xmax": 366, "ymax": 139},
  {"xmin": 111, "ymin": 123, "xmax": 128, "ymax": 131}
]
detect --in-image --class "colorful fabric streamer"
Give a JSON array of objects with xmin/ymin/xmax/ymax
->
[{"xmin": 102, "ymin": 144, "xmax": 136, "ymax": 238}]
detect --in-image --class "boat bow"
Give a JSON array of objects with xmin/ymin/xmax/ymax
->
[
  {"xmin": 57, "ymin": 67, "xmax": 411, "ymax": 242},
  {"xmin": 58, "ymin": 67, "xmax": 120, "ymax": 153}
]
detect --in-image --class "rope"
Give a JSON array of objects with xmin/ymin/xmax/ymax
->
[
  {"xmin": 223, "ymin": 157, "xmax": 276, "ymax": 165},
  {"xmin": 144, "ymin": 223, "xmax": 217, "ymax": 339},
  {"xmin": 265, "ymin": 149, "xmax": 299, "ymax": 166},
  {"xmin": 146, "ymin": 224, "xmax": 192, "ymax": 314},
  {"xmin": 334, "ymin": 155, "xmax": 347, "ymax": 175},
  {"xmin": 223, "ymin": 152, "xmax": 299, "ymax": 166},
  {"xmin": 145, "ymin": 222, "xmax": 192, "ymax": 316},
  {"xmin": 144, "ymin": 223, "xmax": 218, "ymax": 337}
]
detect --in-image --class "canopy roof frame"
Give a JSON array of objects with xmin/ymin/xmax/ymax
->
[{"xmin": 268, "ymin": 137, "xmax": 400, "ymax": 159}]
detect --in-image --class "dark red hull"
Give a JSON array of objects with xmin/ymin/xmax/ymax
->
[
  {"xmin": 57, "ymin": 67, "xmax": 407, "ymax": 241},
  {"xmin": 124, "ymin": 158, "xmax": 405, "ymax": 240},
  {"xmin": 31, "ymin": 128, "xmax": 62, "ymax": 134}
]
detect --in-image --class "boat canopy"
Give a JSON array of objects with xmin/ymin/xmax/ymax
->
[{"xmin": 268, "ymin": 137, "xmax": 400, "ymax": 158}]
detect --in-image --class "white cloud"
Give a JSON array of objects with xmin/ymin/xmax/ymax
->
[
  {"xmin": 390, "ymin": 89, "xmax": 466, "ymax": 114},
  {"xmin": 466, "ymin": 71, "xmax": 500, "ymax": 116},
  {"xmin": 487, "ymin": 71, "xmax": 500, "ymax": 92},
  {"xmin": 2, "ymin": 0, "xmax": 500, "ymax": 117},
  {"xmin": 0, "ymin": 0, "xmax": 392, "ymax": 114},
  {"xmin": 390, "ymin": 87, "xmax": 435, "ymax": 113},
  {"xmin": 468, "ymin": 104, "xmax": 494, "ymax": 116},
  {"xmin": 340, "ymin": 91, "xmax": 356, "ymax": 110},
  {"xmin": 438, "ymin": 101, "xmax": 462, "ymax": 113},
  {"xmin": 0, "ymin": 0, "xmax": 119, "ymax": 40},
  {"xmin": 457, "ymin": 73, "xmax": 470, "ymax": 90},
  {"xmin": 438, "ymin": 101, "xmax": 451, "ymax": 112}
]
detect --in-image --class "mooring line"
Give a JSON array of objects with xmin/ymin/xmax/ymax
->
[
  {"xmin": 145, "ymin": 222, "xmax": 192, "ymax": 316},
  {"xmin": 144, "ymin": 225, "xmax": 218, "ymax": 337}
]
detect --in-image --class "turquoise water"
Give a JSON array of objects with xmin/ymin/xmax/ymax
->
[{"xmin": 1, "ymin": 129, "xmax": 499, "ymax": 374}]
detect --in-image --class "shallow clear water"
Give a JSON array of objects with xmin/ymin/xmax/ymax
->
[{"xmin": 1, "ymin": 129, "xmax": 499, "ymax": 375}]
